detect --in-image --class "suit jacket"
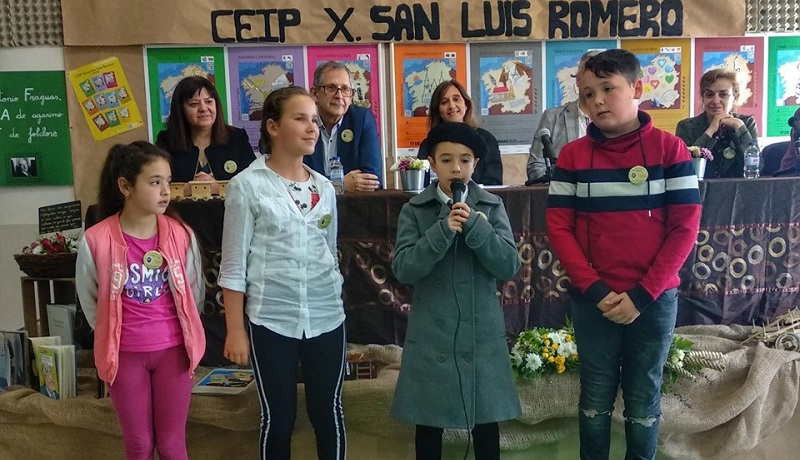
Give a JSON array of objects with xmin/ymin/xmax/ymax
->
[
  {"xmin": 156, "ymin": 127, "xmax": 256, "ymax": 183},
  {"xmin": 675, "ymin": 113, "xmax": 758, "ymax": 178},
  {"xmin": 527, "ymin": 100, "xmax": 588, "ymax": 181},
  {"xmin": 304, "ymin": 105, "xmax": 383, "ymax": 186},
  {"xmin": 417, "ymin": 127, "xmax": 503, "ymax": 185}
]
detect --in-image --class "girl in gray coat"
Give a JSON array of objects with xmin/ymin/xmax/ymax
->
[{"xmin": 391, "ymin": 122, "xmax": 521, "ymax": 460}]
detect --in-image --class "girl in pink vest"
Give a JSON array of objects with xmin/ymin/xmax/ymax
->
[{"xmin": 76, "ymin": 141, "xmax": 205, "ymax": 460}]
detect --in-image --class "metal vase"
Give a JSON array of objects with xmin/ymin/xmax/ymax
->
[
  {"xmin": 400, "ymin": 170, "xmax": 425, "ymax": 192},
  {"xmin": 692, "ymin": 157, "xmax": 706, "ymax": 181}
]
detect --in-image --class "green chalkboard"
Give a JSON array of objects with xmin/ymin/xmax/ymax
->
[{"xmin": 0, "ymin": 71, "xmax": 73, "ymax": 185}]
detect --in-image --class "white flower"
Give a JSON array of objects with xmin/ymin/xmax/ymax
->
[
  {"xmin": 559, "ymin": 341, "xmax": 578, "ymax": 358},
  {"xmin": 510, "ymin": 350, "xmax": 523, "ymax": 366},
  {"xmin": 525, "ymin": 353, "xmax": 543, "ymax": 372},
  {"xmin": 549, "ymin": 331, "xmax": 567, "ymax": 347}
]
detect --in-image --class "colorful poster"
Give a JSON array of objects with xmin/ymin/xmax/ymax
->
[
  {"xmin": 227, "ymin": 46, "xmax": 304, "ymax": 154},
  {"xmin": 469, "ymin": 42, "xmax": 543, "ymax": 152},
  {"xmin": 67, "ymin": 56, "xmax": 144, "ymax": 142},
  {"xmin": 391, "ymin": 43, "xmax": 467, "ymax": 156},
  {"xmin": 767, "ymin": 36, "xmax": 800, "ymax": 137},
  {"xmin": 622, "ymin": 39, "xmax": 691, "ymax": 134},
  {"xmin": 306, "ymin": 44, "xmax": 382, "ymax": 143},
  {"xmin": 144, "ymin": 46, "xmax": 227, "ymax": 139},
  {"xmin": 0, "ymin": 71, "xmax": 73, "ymax": 185},
  {"xmin": 694, "ymin": 37, "xmax": 765, "ymax": 135},
  {"xmin": 544, "ymin": 39, "xmax": 618, "ymax": 109}
]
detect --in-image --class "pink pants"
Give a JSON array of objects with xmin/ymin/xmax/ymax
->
[{"xmin": 109, "ymin": 345, "xmax": 193, "ymax": 460}]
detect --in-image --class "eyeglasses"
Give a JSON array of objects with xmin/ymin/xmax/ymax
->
[{"xmin": 320, "ymin": 84, "xmax": 355, "ymax": 97}]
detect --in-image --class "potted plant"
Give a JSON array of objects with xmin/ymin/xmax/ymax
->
[
  {"xmin": 14, "ymin": 232, "xmax": 79, "ymax": 278},
  {"xmin": 687, "ymin": 146, "xmax": 714, "ymax": 180},
  {"xmin": 390, "ymin": 156, "xmax": 430, "ymax": 192}
]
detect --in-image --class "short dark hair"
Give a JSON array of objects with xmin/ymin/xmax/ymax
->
[
  {"xmin": 583, "ymin": 49, "xmax": 643, "ymax": 84},
  {"xmin": 164, "ymin": 76, "xmax": 230, "ymax": 152},
  {"xmin": 97, "ymin": 141, "xmax": 172, "ymax": 220},
  {"xmin": 259, "ymin": 86, "xmax": 314, "ymax": 155},
  {"xmin": 427, "ymin": 80, "xmax": 478, "ymax": 130}
]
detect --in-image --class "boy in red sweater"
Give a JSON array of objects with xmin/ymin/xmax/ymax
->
[{"xmin": 545, "ymin": 49, "xmax": 701, "ymax": 460}]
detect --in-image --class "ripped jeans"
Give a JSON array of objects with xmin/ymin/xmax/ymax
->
[{"xmin": 571, "ymin": 288, "xmax": 677, "ymax": 460}]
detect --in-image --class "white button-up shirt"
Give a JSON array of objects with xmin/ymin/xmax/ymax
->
[{"xmin": 218, "ymin": 158, "xmax": 344, "ymax": 339}]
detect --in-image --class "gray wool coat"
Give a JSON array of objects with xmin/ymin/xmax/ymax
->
[{"xmin": 390, "ymin": 182, "xmax": 522, "ymax": 429}]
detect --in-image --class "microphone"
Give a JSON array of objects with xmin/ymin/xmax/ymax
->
[
  {"xmin": 524, "ymin": 128, "xmax": 556, "ymax": 186},
  {"xmin": 451, "ymin": 179, "xmax": 466, "ymax": 204},
  {"xmin": 789, "ymin": 116, "xmax": 800, "ymax": 133},
  {"xmin": 538, "ymin": 128, "xmax": 555, "ymax": 166}
]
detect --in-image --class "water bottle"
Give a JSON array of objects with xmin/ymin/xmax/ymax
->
[
  {"xmin": 330, "ymin": 156, "xmax": 344, "ymax": 194},
  {"xmin": 743, "ymin": 143, "xmax": 760, "ymax": 179}
]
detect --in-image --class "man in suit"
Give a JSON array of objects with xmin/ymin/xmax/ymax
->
[
  {"xmin": 304, "ymin": 61, "xmax": 383, "ymax": 192},
  {"xmin": 526, "ymin": 50, "xmax": 601, "ymax": 182}
]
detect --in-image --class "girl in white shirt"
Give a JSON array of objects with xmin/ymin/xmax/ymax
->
[{"xmin": 218, "ymin": 86, "xmax": 346, "ymax": 460}]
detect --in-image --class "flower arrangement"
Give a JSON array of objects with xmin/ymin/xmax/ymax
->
[
  {"xmin": 20, "ymin": 232, "xmax": 79, "ymax": 255},
  {"xmin": 510, "ymin": 325, "xmax": 580, "ymax": 380},
  {"xmin": 687, "ymin": 146, "xmax": 714, "ymax": 161},
  {"xmin": 662, "ymin": 335, "xmax": 726, "ymax": 393},
  {"xmin": 390, "ymin": 156, "xmax": 430, "ymax": 172},
  {"xmin": 511, "ymin": 327, "xmax": 727, "ymax": 394}
]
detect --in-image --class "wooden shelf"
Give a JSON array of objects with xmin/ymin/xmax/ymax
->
[{"xmin": 20, "ymin": 277, "xmax": 76, "ymax": 337}]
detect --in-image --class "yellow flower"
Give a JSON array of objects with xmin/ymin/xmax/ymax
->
[
  {"xmin": 555, "ymin": 356, "xmax": 566, "ymax": 364},
  {"xmin": 542, "ymin": 352, "xmax": 549, "ymax": 359},
  {"xmin": 548, "ymin": 356, "xmax": 555, "ymax": 363},
  {"xmin": 544, "ymin": 340, "xmax": 551, "ymax": 346},
  {"xmin": 551, "ymin": 343, "xmax": 559, "ymax": 350},
  {"xmin": 557, "ymin": 365, "xmax": 566, "ymax": 373},
  {"xmin": 566, "ymin": 335, "xmax": 572, "ymax": 341}
]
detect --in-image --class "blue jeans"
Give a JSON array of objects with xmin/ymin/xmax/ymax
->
[{"xmin": 572, "ymin": 288, "xmax": 677, "ymax": 460}]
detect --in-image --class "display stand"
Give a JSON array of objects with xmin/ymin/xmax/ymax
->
[{"xmin": 20, "ymin": 277, "xmax": 76, "ymax": 337}]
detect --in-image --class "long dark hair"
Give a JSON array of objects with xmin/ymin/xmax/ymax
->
[
  {"xmin": 427, "ymin": 80, "xmax": 478, "ymax": 130},
  {"xmin": 97, "ymin": 141, "xmax": 172, "ymax": 220},
  {"xmin": 259, "ymin": 86, "xmax": 314, "ymax": 156},
  {"xmin": 164, "ymin": 76, "xmax": 230, "ymax": 152}
]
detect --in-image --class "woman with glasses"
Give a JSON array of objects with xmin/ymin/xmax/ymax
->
[
  {"xmin": 675, "ymin": 68, "xmax": 758, "ymax": 178},
  {"xmin": 304, "ymin": 61, "xmax": 383, "ymax": 192},
  {"xmin": 156, "ymin": 76, "xmax": 256, "ymax": 191},
  {"xmin": 417, "ymin": 80, "xmax": 503, "ymax": 185}
]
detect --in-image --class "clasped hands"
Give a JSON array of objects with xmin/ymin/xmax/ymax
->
[
  {"xmin": 706, "ymin": 113, "xmax": 745, "ymax": 136},
  {"xmin": 344, "ymin": 169, "xmax": 380, "ymax": 192},
  {"xmin": 598, "ymin": 291, "xmax": 640, "ymax": 325}
]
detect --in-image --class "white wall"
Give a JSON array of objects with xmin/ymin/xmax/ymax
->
[{"xmin": 0, "ymin": 47, "xmax": 75, "ymax": 330}]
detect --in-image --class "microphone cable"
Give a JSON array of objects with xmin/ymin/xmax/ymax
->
[{"xmin": 450, "ymin": 235, "xmax": 473, "ymax": 460}]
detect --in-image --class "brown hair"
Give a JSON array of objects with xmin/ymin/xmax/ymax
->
[
  {"xmin": 163, "ymin": 76, "xmax": 230, "ymax": 152},
  {"xmin": 699, "ymin": 68, "xmax": 740, "ymax": 97},
  {"xmin": 427, "ymin": 80, "xmax": 478, "ymax": 130},
  {"xmin": 259, "ymin": 86, "xmax": 314, "ymax": 155}
]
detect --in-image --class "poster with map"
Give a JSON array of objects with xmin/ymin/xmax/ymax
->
[
  {"xmin": 622, "ymin": 39, "xmax": 691, "ymax": 134},
  {"xmin": 307, "ymin": 44, "xmax": 382, "ymax": 143},
  {"xmin": 67, "ymin": 56, "xmax": 144, "ymax": 142},
  {"xmin": 228, "ymin": 46, "xmax": 304, "ymax": 154},
  {"xmin": 469, "ymin": 42, "xmax": 542, "ymax": 152},
  {"xmin": 144, "ymin": 46, "xmax": 227, "ymax": 139},
  {"xmin": 767, "ymin": 36, "xmax": 800, "ymax": 137},
  {"xmin": 391, "ymin": 43, "xmax": 467, "ymax": 156},
  {"xmin": 544, "ymin": 39, "xmax": 618, "ymax": 109},
  {"xmin": 694, "ymin": 37, "xmax": 764, "ymax": 135}
]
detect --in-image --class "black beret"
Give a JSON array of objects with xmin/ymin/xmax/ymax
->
[{"xmin": 423, "ymin": 122, "xmax": 487, "ymax": 160}]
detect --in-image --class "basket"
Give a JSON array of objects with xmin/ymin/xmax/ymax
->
[{"xmin": 13, "ymin": 252, "xmax": 78, "ymax": 278}]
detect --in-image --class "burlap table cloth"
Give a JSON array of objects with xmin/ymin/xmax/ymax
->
[{"xmin": 1, "ymin": 325, "xmax": 797, "ymax": 459}]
